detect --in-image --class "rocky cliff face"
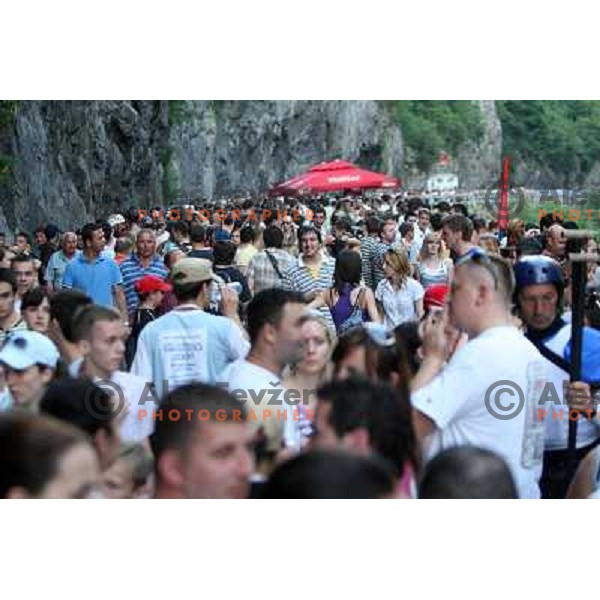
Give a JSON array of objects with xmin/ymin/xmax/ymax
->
[
  {"xmin": 0, "ymin": 100, "xmax": 407, "ymax": 233},
  {"xmin": 166, "ymin": 100, "xmax": 404, "ymax": 199},
  {"xmin": 0, "ymin": 101, "xmax": 169, "ymax": 233},
  {"xmin": 456, "ymin": 100, "xmax": 503, "ymax": 189},
  {"xmin": 0, "ymin": 99, "xmax": 502, "ymax": 233}
]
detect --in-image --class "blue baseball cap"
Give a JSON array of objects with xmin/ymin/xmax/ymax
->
[
  {"xmin": 0, "ymin": 331, "xmax": 59, "ymax": 371},
  {"xmin": 214, "ymin": 229, "xmax": 231, "ymax": 242}
]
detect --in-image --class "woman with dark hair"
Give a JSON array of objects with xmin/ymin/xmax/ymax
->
[
  {"xmin": 0, "ymin": 413, "xmax": 102, "ymax": 499},
  {"xmin": 332, "ymin": 322, "xmax": 412, "ymax": 391},
  {"xmin": 309, "ymin": 250, "xmax": 379, "ymax": 334},
  {"xmin": 261, "ymin": 449, "xmax": 397, "ymax": 499},
  {"xmin": 21, "ymin": 288, "xmax": 51, "ymax": 335},
  {"xmin": 394, "ymin": 321, "xmax": 423, "ymax": 378}
]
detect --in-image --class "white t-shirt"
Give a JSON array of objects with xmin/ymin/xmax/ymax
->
[
  {"xmin": 131, "ymin": 305, "xmax": 250, "ymax": 400},
  {"xmin": 68, "ymin": 359, "xmax": 154, "ymax": 443},
  {"xmin": 217, "ymin": 360, "xmax": 298, "ymax": 452},
  {"xmin": 411, "ymin": 326, "xmax": 547, "ymax": 499},
  {"xmin": 375, "ymin": 277, "xmax": 424, "ymax": 330},
  {"xmin": 412, "ymin": 225, "xmax": 431, "ymax": 257},
  {"xmin": 111, "ymin": 371, "xmax": 155, "ymax": 443}
]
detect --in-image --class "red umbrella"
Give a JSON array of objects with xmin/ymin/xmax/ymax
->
[{"xmin": 270, "ymin": 159, "xmax": 400, "ymax": 195}]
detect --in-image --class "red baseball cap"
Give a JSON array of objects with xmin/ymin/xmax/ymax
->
[
  {"xmin": 423, "ymin": 284, "xmax": 449, "ymax": 311},
  {"xmin": 135, "ymin": 275, "xmax": 173, "ymax": 295}
]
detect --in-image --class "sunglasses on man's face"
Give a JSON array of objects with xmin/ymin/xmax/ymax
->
[{"xmin": 455, "ymin": 247, "xmax": 499, "ymax": 290}]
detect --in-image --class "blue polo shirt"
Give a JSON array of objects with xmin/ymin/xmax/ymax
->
[
  {"xmin": 62, "ymin": 253, "xmax": 123, "ymax": 307},
  {"xmin": 120, "ymin": 254, "xmax": 169, "ymax": 313}
]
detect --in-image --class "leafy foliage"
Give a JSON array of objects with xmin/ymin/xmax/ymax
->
[
  {"xmin": 0, "ymin": 101, "xmax": 17, "ymax": 128},
  {"xmin": 497, "ymin": 101, "xmax": 600, "ymax": 181},
  {"xmin": 385, "ymin": 101, "xmax": 485, "ymax": 171}
]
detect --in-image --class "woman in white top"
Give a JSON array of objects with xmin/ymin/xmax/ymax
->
[
  {"xmin": 415, "ymin": 232, "xmax": 453, "ymax": 289},
  {"xmin": 375, "ymin": 247, "xmax": 424, "ymax": 330}
]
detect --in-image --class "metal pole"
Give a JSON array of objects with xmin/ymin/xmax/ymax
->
[
  {"xmin": 498, "ymin": 156, "xmax": 510, "ymax": 234},
  {"xmin": 568, "ymin": 239, "xmax": 585, "ymax": 460}
]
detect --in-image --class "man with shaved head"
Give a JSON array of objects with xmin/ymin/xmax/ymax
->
[
  {"xmin": 411, "ymin": 248, "xmax": 548, "ymax": 498},
  {"xmin": 45, "ymin": 232, "xmax": 80, "ymax": 293},
  {"xmin": 543, "ymin": 224, "xmax": 567, "ymax": 263}
]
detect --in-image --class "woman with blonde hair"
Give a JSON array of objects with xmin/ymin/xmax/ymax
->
[
  {"xmin": 505, "ymin": 218, "xmax": 525, "ymax": 248},
  {"xmin": 415, "ymin": 232, "xmax": 453, "ymax": 289},
  {"xmin": 281, "ymin": 217, "xmax": 299, "ymax": 257},
  {"xmin": 479, "ymin": 233, "xmax": 500, "ymax": 255},
  {"xmin": 283, "ymin": 311, "xmax": 335, "ymax": 447},
  {"xmin": 375, "ymin": 247, "xmax": 424, "ymax": 330}
]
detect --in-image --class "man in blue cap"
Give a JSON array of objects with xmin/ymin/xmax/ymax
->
[{"xmin": 514, "ymin": 254, "xmax": 600, "ymax": 498}]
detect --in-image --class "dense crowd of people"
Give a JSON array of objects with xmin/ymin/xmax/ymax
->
[{"xmin": 1, "ymin": 192, "xmax": 599, "ymax": 499}]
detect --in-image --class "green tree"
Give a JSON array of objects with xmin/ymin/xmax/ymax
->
[{"xmin": 385, "ymin": 101, "xmax": 484, "ymax": 172}]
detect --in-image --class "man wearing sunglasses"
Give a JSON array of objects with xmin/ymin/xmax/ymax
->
[{"xmin": 411, "ymin": 249, "xmax": 547, "ymax": 499}]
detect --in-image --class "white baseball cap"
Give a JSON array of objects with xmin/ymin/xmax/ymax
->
[{"xmin": 0, "ymin": 331, "xmax": 59, "ymax": 371}]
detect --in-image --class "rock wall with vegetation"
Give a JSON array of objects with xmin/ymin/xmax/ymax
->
[{"xmin": 0, "ymin": 100, "xmax": 598, "ymax": 232}]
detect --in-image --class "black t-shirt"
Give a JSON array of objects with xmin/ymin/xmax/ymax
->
[
  {"xmin": 213, "ymin": 266, "xmax": 251, "ymax": 304},
  {"xmin": 125, "ymin": 308, "xmax": 157, "ymax": 369},
  {"xmin": 188, "ymin": 248, "xmax": 214, "ymax": 262}
]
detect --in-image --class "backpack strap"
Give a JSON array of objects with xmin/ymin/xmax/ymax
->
[
  {"xmin": 353, "ymin": 287, "xmax": 365, "ymax": 309},
  {"xmin": 265, "ymin": 250, "xmax": 284, "ymax": 280}
]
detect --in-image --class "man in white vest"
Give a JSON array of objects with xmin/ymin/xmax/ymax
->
[{"xmin": 514, "ymin": 254, "xmax": 599, "ymax": 498}]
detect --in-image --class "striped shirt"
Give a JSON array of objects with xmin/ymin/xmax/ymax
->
[
  {"xmin": 247, "ymin": 248, "xmax": 296, "ymax": 294},
  {"xmin": 417, "ymin": 259, "xmax": 451, "ymax": 288},
  {"xmin": 120, "ymin": 254, "xmax": 169, "ymax": 313},
  {"xmin": 282, "ymin": 252, "xmax": 336, "ymax": 329},
  {"xmin": 360, "ymin": 235, "xmax": 380, "ymax": 290}
]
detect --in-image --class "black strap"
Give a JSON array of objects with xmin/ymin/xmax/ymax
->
[
  {"xmin": 328, "ymin": 286, "xmax": 364, "ymax": 310},
  {"xmin": 352, "ymin": 287, "xmax": 365, "ymax": 309},
  {"xmin": 265, "ymin": 250, "xmax": 284, "ymax": 280},
  {"xmin": 529, "ymin": 337, "xmax": 573, "ymax": 378},
  {"xmin": 215, "ymin": 268, "xmax": 232, "ymax": 283}
]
